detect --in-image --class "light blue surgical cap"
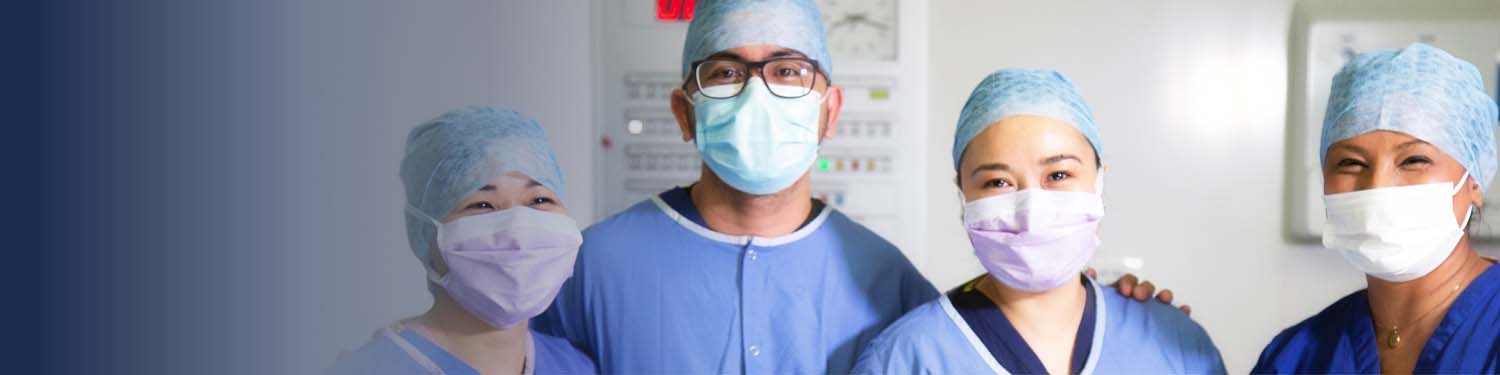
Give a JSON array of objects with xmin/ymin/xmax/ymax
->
[
  {"xmin": 681, "ymin": 0, "xmax": 832, "ymax": 79},
  {"xmin": 952, "ymin": 69, "xmax": 1102, "ymax": 170},
  {"xmin": 1322, "ymin": 43, "xmax": 1499, "ymax": 192},
  {"xmin": 400, "ymin": 106, "xmax": 566, "ymax": 265}
]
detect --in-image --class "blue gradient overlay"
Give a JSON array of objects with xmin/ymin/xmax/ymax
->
[{"xmin": 40, "ymin": 1, "xmax": 595, "ymax": 374}]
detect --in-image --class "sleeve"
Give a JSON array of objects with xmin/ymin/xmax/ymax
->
[
  {"xmin": 1190, "ymin": 326, "xmax": 1228, "ymax": 375},
  {"xmin": 1250, "ymin": 329, "xmax": 1296, "ymax": 374},
  {"xmin": 532, "ymin": 241, "xmax": 595, "ymax": 356},
  {"xmin": 851, "ymin": 330, "xmax": 925, "ymax": 375},
  {"xmin": 898, "ymin": 256, "xmax": 940, "ymax": 312}
]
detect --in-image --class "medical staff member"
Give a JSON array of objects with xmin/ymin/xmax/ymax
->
[
  {"xmin": 532, "ymin": 1, "xmax": 934, "ymax": 373},
  {"xmin": 330, "ymin": 106, "xmax": 596, "ymax": 375},
  {"xmin": 1254, "ymin": 43, "xmax": 1500, "ymax": 374},
  {"xmin": 853, "ymin": 69, "xmax": 1226, "ymax": 375}
]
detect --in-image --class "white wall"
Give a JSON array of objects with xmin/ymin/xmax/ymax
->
[{"xmin": 923, "ymin": 1, "xmax": 1493, "ymax": 373}]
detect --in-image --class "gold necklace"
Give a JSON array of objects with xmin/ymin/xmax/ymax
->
[{"xmin": 1373, "ymin": 260, "xmax": 1472, "ymax": 349}]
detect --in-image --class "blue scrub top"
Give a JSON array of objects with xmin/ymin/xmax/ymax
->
[
  {"xmin": 947, "ymin": 275, "xmax": 1095, "ymax": 374},
  {"xmin": 853, "ymin": 275, "xmax": 1226, "ymax": 374},
  {"xmin": 327, "ymin": 324, "xmax": 597, "ymax": 375},
  {"xmin": 533, "ymin": 188, "xmax": 939, "ymax": 374},
  {"xmin": 1254, "ymin": 262, "xmax": 1500, "ymax": 374}
]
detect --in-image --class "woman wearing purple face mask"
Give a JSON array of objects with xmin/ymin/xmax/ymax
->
[
  {"xmin": 853, "ymin": 69, "xmax": 1225, "ymax": 375},
  {"xmin": 329, "ymin": 106, "xmax": 597, "ymax": 375}
]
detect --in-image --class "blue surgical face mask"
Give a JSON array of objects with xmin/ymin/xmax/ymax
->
[{"xmin": 692, "ymin": 77, "xmax": 824, "ymax": 195}]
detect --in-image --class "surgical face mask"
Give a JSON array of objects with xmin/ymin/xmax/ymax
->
[
  {"xmin": 406, "ymin": 205, "xmax": 582, "ymax": 329},
  {"xmin": 1322, "ymin": 172, "xmax": 1472, "ymax": 282},
  {"xmin": 962, "ymin": 174, "xmax": 1105, "ymax": 292},
  {"xmin": 692, "ymin": 76, "xmax": 823, "ymax": 195}
]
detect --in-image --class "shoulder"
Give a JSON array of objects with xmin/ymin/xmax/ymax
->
[
  {"xmin": 870, "ymin": 299, "xmax": 952, "ymax": 343},
  {"xmin": 1099, "ymin": 284, "xmax": 1204, "ymax": 336},
  {"xmin": 1255, "ymin": 289, "xmax": 1367, "ymax": 369},
  {"xmin": 580, "ymin": 199, "xmax": 670, "ymax": 241},
  {"xmin": 326, "ymin": 331, "xmax": 425, "ymax": 375},
  {"xmin": 1097, "ymin": 285, "xmax": 1224, "ymax": 370},
  {"xmin": 532, "ymin": 331, "xmax": 598, "ymax": 374},
  {"xmin": 855, "ymin": 299, "xmax": 969, "ymax": 373},
  {"xmin": 820, "ymin": 209, "xmax": 899, "ymax": 250},
  {"xmin": 813, "ymin": 209, "xmax": 916, "ymax": 269}
]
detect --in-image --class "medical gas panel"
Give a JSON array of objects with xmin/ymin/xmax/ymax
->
[
  {"xmin": 1287, "ymin": 0, "xmax": 1500, "ymax": 240},
  {"xmin": 591, "ymin": 0, "xmax": 929, "ymax": 262}
]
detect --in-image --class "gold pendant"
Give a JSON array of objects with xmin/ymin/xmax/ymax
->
[{"xmin": 1386, "ymin": 328, "xmax": 1401, "ymax": 349}]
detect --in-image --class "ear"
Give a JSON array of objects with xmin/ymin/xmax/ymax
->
[
  {"xmin": 1470, "ymin": 178, "xmax": 1484, "ymax": 208},
  {"xmin": 819, "ymin": 85, "xmax": 844, "ymax": 143},
  {"xmin": 670, "ymin": 88, "xmax": 696, "ymax": 143}
]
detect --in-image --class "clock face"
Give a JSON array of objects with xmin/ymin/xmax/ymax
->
[{"xmin": 820, "ymin": 0, "xmax": 898, "ymax": 62}]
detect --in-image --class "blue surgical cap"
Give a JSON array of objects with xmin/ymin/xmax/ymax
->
[
  {"xmin": 952, "ymin": 69, "xmax": 1103, "ymax": 170},
  {"xmin": 400, "ymin": 106, "xmax": 566, "ymax": 265},
  {"xmin": 1322, "ymin": 43, "xmax": 1499, "ymax": 192},
  {"xmin": 681, "ymin": 0, "xmax": 832, "ymax": 79}
]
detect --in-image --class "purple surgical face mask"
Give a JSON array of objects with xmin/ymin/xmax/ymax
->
[
  {"xmin": 962, "ymin": 175, "xmax": 1104, "ymax": 292},
  {"xmin": 406, "ymin": 205, "xmax": 582, "ymax": 329}
]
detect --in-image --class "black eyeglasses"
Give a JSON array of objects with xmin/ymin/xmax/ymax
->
[{"xmin": 688, "ymin": 57, "xmax": 824, "ymax": 99}]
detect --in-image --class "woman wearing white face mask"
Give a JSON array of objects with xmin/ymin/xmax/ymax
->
[
  {"xmin": 1254, "ymin": 44, "xmax": 1500, "ymax": 374},
  {"xmin": 853, "ymin": 69, "xmax": 1225, "ymax": 375},
  {"xmin": 329, "ymin": 106, "xmax": 597, "ymax": 375}
]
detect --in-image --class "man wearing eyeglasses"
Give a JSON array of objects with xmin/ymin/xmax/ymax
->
[{"xmin": 532, "ymin": 1, "xmax": 937, "ymax": 373}]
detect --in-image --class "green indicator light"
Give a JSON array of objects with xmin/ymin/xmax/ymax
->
[{"xmin": 818, "ymin": 158, "xmax": 830, "ymax": 171}]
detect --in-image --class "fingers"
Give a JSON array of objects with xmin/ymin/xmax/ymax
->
[
  {"xmin": 1132, "ymin": 281, "xmax": 1155, "ymax": 302},
  {"xmin": 1113, "ymin": 273, "xmax": 1138, "ymax": 297},
  {"xmin": 1179, "ymin": 304, "xmax": 1192, "ymax": 316},
  {"xmin": 1155, "ymin": 289, "xmax": 1175, "ymax": 305},
  {"xmin": 1085, "ymin": 267, "xmax": 1098, "ymax": 279}
]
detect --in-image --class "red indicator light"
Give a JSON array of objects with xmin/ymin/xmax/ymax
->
[{"xmin": 656, "ymin": 0, "xmax": 697, "ymax": 22}]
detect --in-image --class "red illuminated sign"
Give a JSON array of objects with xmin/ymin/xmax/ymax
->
[{"xmin": 657, "ymin": 0, "xmax": 696, "ymax": 22}]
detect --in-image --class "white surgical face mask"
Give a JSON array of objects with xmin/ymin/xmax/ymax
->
[{"xmin": 1322, "ymin": 172, "xmax": 1471, "ymax": 282}]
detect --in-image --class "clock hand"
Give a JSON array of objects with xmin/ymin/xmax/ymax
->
[
  {"xmin": 830, "ymin": 17, "xmax": 857, "ymax": 31},
  {"xmin": 855, "ymin": 18, "xmax": 891, "ymax": 31}
]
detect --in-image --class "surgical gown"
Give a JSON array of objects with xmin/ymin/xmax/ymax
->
[
  {"xmin": 853, "ymin": 275, "xmax": 1226, "ymax": 374},
  {"xmin": 1253, "ymin": 262, "xmax": 1500, "ymax": 374},
  {"xmin": 533, "ymin": 187, "xmax": 939, "ymax": 374},
  {"xmin": 328, "ymin": 321, "xmax": 597, "ymax": 375}
]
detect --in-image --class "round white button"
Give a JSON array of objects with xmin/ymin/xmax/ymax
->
[{"xmin": 748, "ymin": 345, "xmax": 760, "ymax": 357}]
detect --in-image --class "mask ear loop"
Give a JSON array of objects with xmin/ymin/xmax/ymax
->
[
  {"xmin": 1451, "ymin": 172, "xmax": 1475, "ymax": 231},
  {"xmin": 405, "ymin": 205, "xmax": 449, "ymax": 285}
]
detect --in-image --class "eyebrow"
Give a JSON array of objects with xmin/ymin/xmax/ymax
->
[
  {"xmin": 1042, "ymin": 154, "xmax": 1082, "ymax": 165},
  {"xmin": 705, "ymin": 48, "xmax": 807, "ymax": 62},
  {"xmin": 1394, "ymin": 139, "xmax": 1431, "ymax": 150},
  {"xmin": 968, "ymin": 163, "xmax": 1010, "ymax": 178},
  {"xmin": 1328, "ymin": 143, "xmax": 1369, "ymax": 157},
  {"xmin": 475, "ymin": 179, "xmax": 543, "ymax": 193}
]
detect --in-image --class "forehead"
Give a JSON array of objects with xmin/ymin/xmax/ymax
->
[
  {"xmin": 706, "ymin": 44, "xmax": 807, "ymax": 62},
  {"xmin": 1332, "ymin": 129, "xmax": 1423, "ymax": 146},
  {"xmin": 475, "ymin": 171, "xmax": 547, "ymax": 191},
  {"xmin": 966, "ymin": 116, "xmax": 1093, "ymax": 157}
]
